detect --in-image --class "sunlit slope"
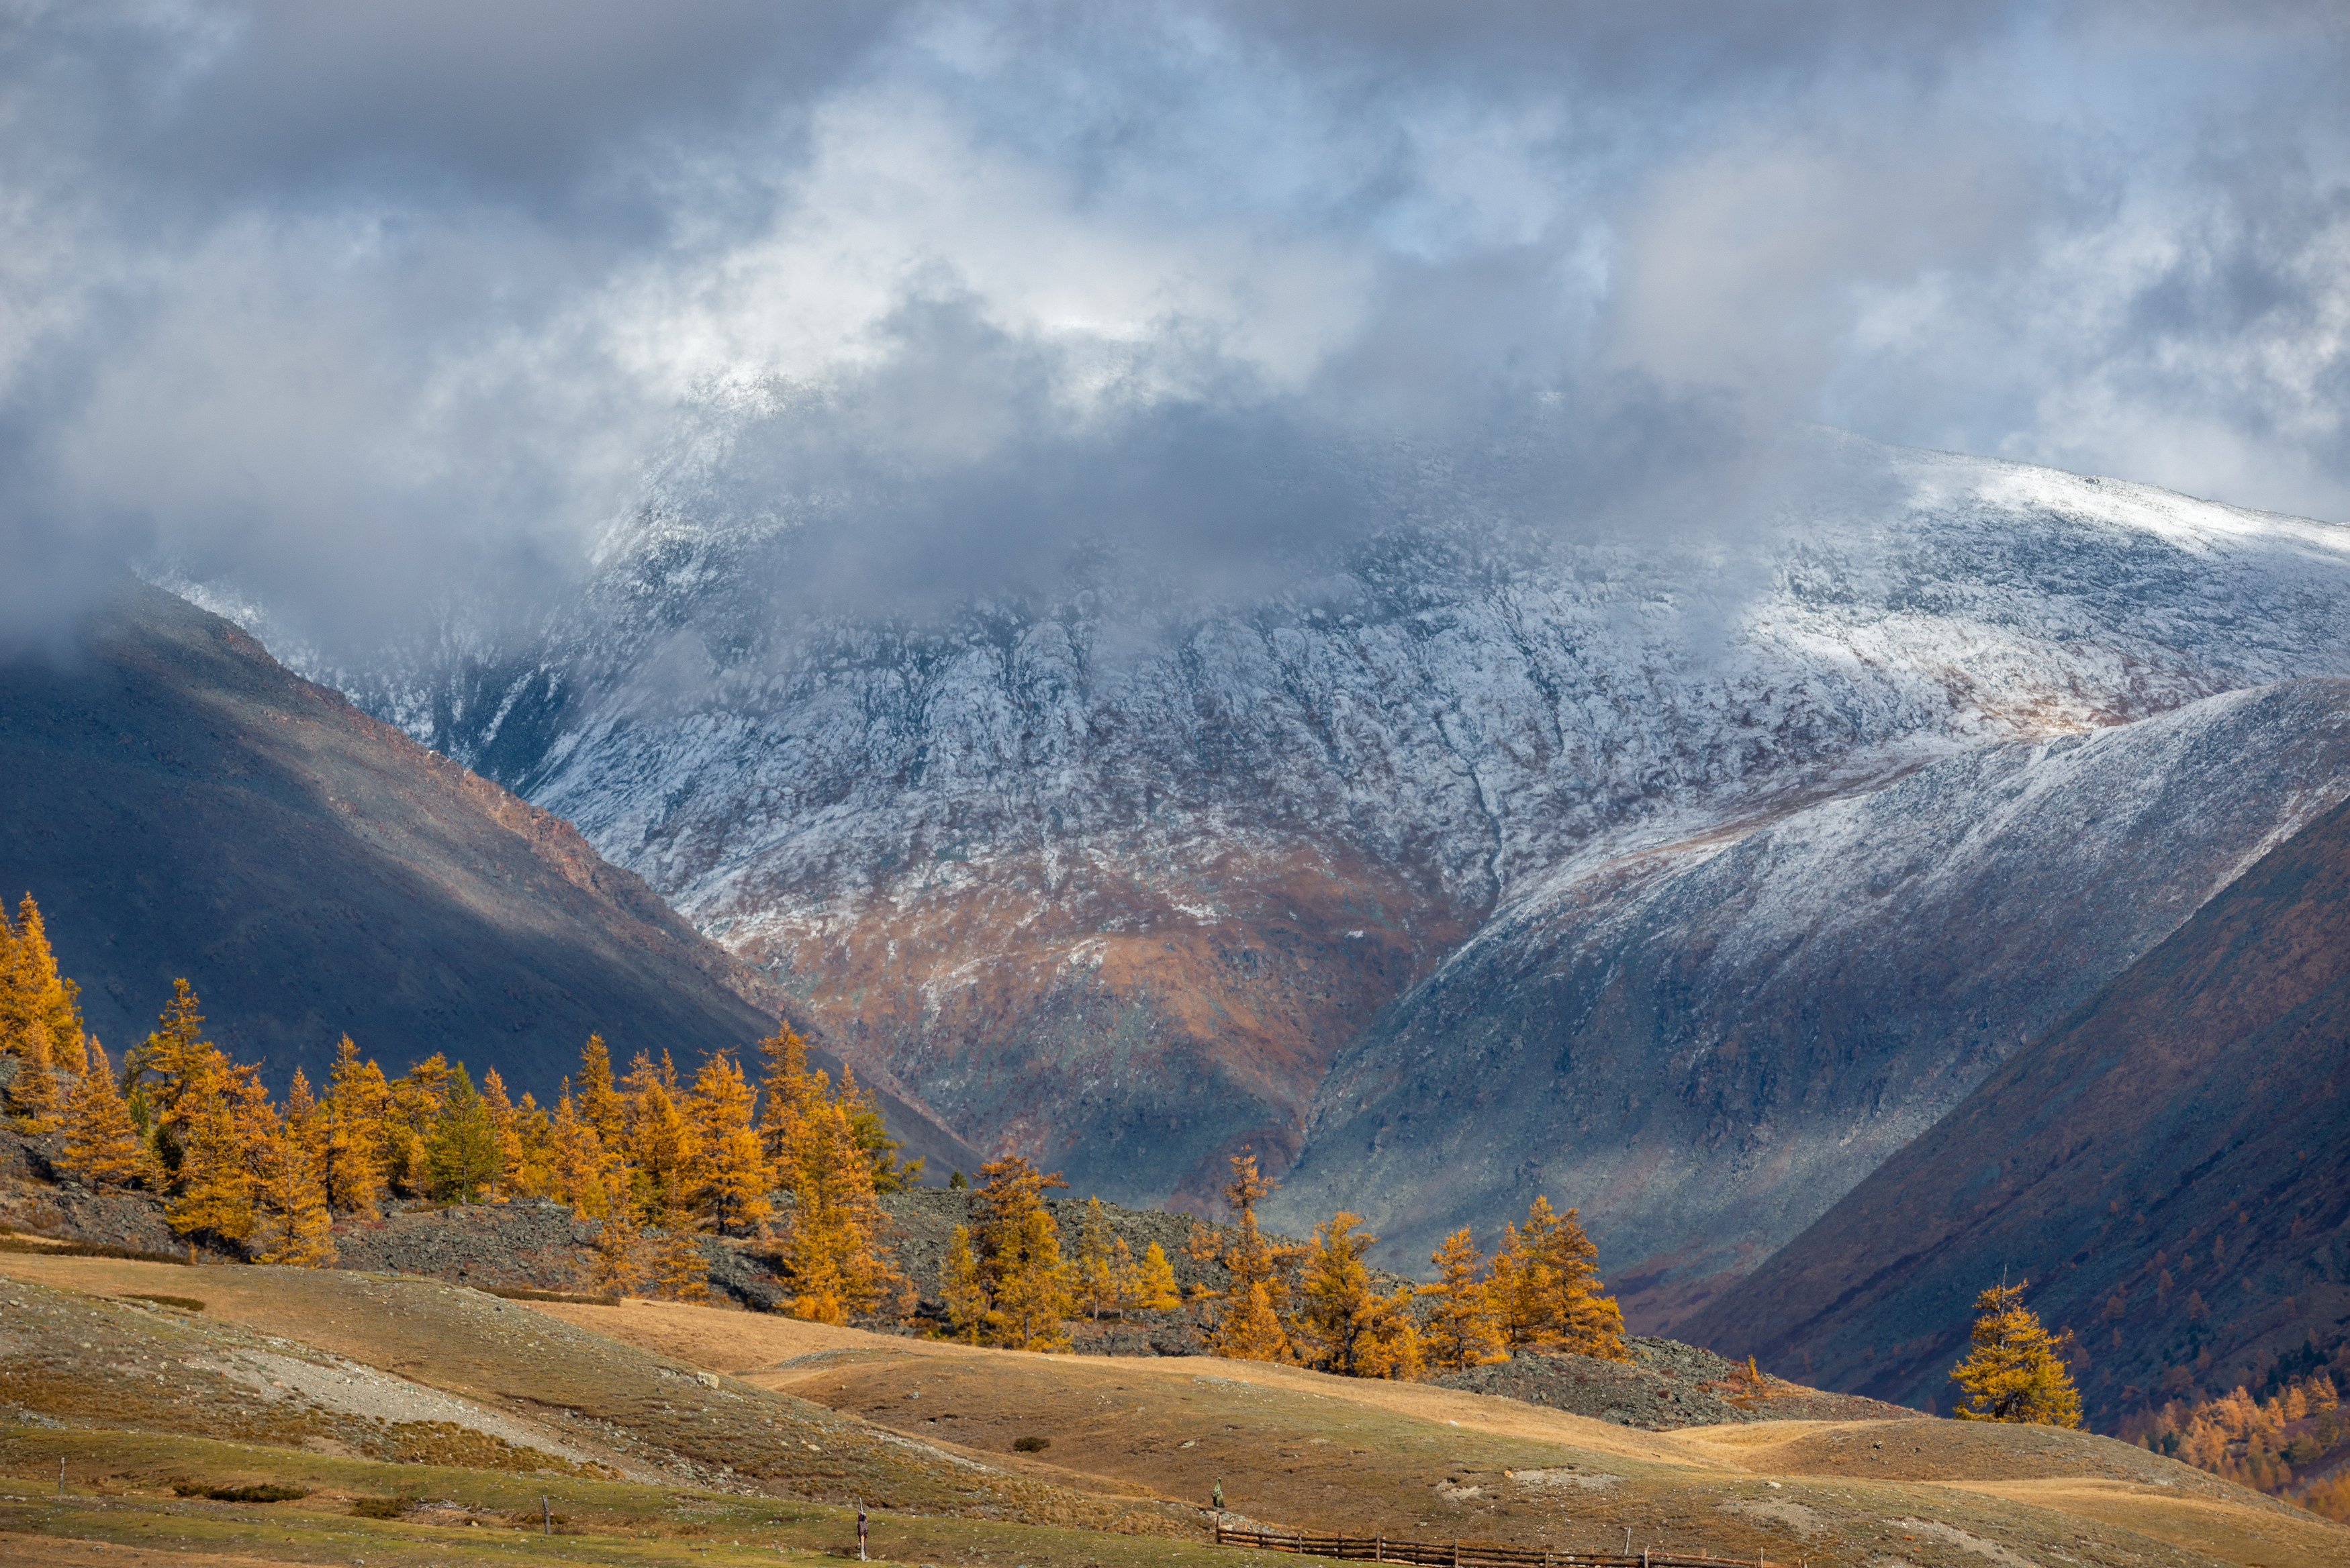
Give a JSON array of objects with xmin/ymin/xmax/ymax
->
[{"xmin": 528, "ymin": 1293, "xmax": 2350, "ymax": 1568}]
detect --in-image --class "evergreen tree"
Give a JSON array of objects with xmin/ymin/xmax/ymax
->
[
  {"xmin": 943, "ymin": 1224, "xmax": 989, "ymax": 1342},
  {"xmin": 1950, "ymin": 1279, "xmax": 2083, "ymax": 1427},
  {"xmin": 381, "ymin": 1052, "xmax": 453, "ymax": 1196},
  {"xmin": 1424, "ymin": 1227, "xmax": 1507, "ymax": 1371},
  {"xmin": 837, "ymin": 1067, "xmax": 923, "ymax": 1191},
  {"xmin": 253, "ymin": 1117, "xmax": 337, "ymax": 1267},
  {"xmin": 58, "ymin": 1039, "xmax": 151, "ymax": 1187},
  {"xmin": 167, "ymin": 1057, "xmax": 257, "ymax": 1246},
  {"xmin": 1129, "ymin": 1241, "xmax": 1182, "ymax": 1312},
  {"xmin": 1296, "ymin": 1212, "xmax": 1421, "ymax": 1379},
  {"xmin": 422, "ymin": 1063, "xmax": 501, "ymax": 1204},
  {"xmin": 318, "ymin": 1038, "xmax": 388, "ymax": 1216},
  {"xmin": 509, "ymin": 1092, "xmax": 559, "ymax": 1199},
  {"xmin": 686, "ymin": 1052, "xmax": 771, "ymax": 1234}
]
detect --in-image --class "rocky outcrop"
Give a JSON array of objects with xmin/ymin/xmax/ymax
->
[
  {"xmin": 1679, "ymin": 786, "xmax": 2350, "ymax": 1430},
  {"xmin": 1268, "ymin": 681, "xmax": 2350, "ymax": 1326}
]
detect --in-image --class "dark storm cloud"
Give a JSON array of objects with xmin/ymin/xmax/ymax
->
[{"xmin": 3, "ymin": 1, "xmax": 2347, "ymax": 656}]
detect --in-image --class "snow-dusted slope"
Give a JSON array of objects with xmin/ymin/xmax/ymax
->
[
  {"xmin": 1265, "ymin": 679, "xmax": 2350, "ymax": 1321},
  {"xmin": 280, "ymin": 434, "xmax": 2350, "ymax": 1208}
]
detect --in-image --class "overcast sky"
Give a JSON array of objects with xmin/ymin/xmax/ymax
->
[{"xmin": 4, "ymin": 1, "xmax": 2346, "ymax": 651}]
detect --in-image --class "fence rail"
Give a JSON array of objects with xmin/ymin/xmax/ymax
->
[{"xmin": 1210, "ymin": 1522, "xmax": 1785, "ymax": 1568}]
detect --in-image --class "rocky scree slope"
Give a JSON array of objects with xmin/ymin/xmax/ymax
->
[
  {"xmin": 1268, "ymin": 679, "xmax": 2350, "ymax": 1324},
  {"xmin": 1680, "ymin": 784, "xmax": 2350, "ymax": 1430},
  {"xmin": 253, "ymin": 438, "xmax": 2350, "ymax": 1210},
  {"xmin": 0, "ymin": 579, "xmax": 973, "ymax": 1173}
]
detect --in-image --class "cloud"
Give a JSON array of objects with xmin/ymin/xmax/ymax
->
[{"xmin": 3, "ymin": 1, "xmax": 2347, "ymax": 655}]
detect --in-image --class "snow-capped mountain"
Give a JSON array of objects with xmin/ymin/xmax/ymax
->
[
  {"xmin": 1262, "ymin": 677, "xmax": 2350, "ymax": 1323},
  {"xmin": 243, "ymin": 431, "xmax": 2350, "ymax": 1212}
]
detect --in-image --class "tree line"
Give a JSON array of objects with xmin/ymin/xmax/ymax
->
[{"xmin": 941, "ymin": 1150, "xmax": 1631, "ymax": 1378}]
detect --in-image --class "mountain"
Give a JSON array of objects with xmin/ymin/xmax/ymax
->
[
  {"xmin": 0, "ymin": 579, "xmax": 976, "ymax": 1176},
  {"xmin": 254, "ymin": 432, "xmax": 2350, "ymax": 1212},
  {"xmin": 1677, "ymin": 783, "xmax": 2350, "ymax": 1430},
  {"xmin": 1264, "ymin": 679, "xmax": 2350, "ymax": 1324}
]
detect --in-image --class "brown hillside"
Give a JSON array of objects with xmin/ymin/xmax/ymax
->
[
  {"xmin": 1681, "ymin": 787, "xmax": 2350, "ymax": 1430},
  {"xmin": 0, "ymin": 579, "xmax": 974, "ymax": 1173}
]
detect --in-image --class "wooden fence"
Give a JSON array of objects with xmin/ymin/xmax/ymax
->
[{"xmin": 1210, "ymin": 1521, "xmax": 1787, "ymax": 1568}]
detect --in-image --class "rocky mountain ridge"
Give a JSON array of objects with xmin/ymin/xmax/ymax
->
[{"xmin": 194, "ymin": 435, "xmax": 2350, "ymax": 1217}]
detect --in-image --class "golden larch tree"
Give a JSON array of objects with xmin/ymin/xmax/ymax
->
[
  {"xmin": 973, "ymin": 1155, "xmax": 1074, "ymax": 1349},
  {"xmin": 575, "ymin": 1034, "xmax": 628, "ymax": 1159},
  {"xmin": 1191, "ymin": 1150, "xmax": 1299, "ymax": 1362},
  {"xmin": 1489, "ymin": 1196, "xmax": 1628, "ymax": 1361},
  {"xmin": 479, "ymin": 1067, "xmax": 524, "ymax": 1194},
  {"xmin": 167, "ymin": 1056, "xmax": 258, "ymax": 1246},
  {"xmin": 1074, "ymin": 1195, "xmax": 1126, "ymax": 1320},
  {"xmin": 1424, "ymin": 1227, "xmax": 1508, "ymax": 1371},
  {"xmin": 1129, "ymin": 1241, "xmax": 1183, "ymax": 1312},
  {"xmin": 318, "ymin": 1038, "xmax": 388, "ymax": 1216},
  {"xmin": 779, "ymin": 1093, "xmax": 906, "ymax": 1324},
  {"xmin": 1950, "ymin": 1278, "xmax": 2083, "ymax": 1427},
  {"xmin": 686, "ymin": 1052, "xmax": 771, "ymax": 1234},
  {"xmin": 650, "ymin": 1198, "xmax": 711, "ymax": 1302},
  {"xmin": 1296, "ymin": 1212, "xmax": 1421, "ymax": 1379},
  {"xmin": 622, "ymin": 1050, "xmax": 697, "ymax": 1216},
  {"xmin": 943, "ymin": 1224, "xmax": 989, "ymax": 1342},
  {"xmin": 252, "ymin": 1114, "xmax": 337, "ymax": 1268},
  {"xmin": 58, "ymin": 1038, "xmax": 151, "ymax": 1187}
]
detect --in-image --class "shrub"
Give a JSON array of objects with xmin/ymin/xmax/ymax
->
[
  {"xmin": 1012, "ymin": 1435, "xmax": 1051, "ymax": 1453},
  {"xmin": 120, "ymin": 1293, "xmax": 205, "ymax": 1312},
  {"xmin": 349, "ymin": 1496, "xmax": 416, "ymax": 1519},
  {"xmin": 488, "ymin": 1287, "xmax": 621, "ymax": 1306},
  {"xmin": 174, "ymin": 1483, "xmax": 307, "ymax": 1502}
]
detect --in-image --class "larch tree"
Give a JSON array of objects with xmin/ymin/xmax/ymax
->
[
  {"xmin": 252, "ymin": 1114, "xmax": 337, "ymax": 1267},
  {"xmin": 1950, "ymin": 1279, "xmax": 2083, "ymax": 1428},
  {"xmin": 132, "ymin": 977, "xmax": 216, "ymax": 1160},
  {"xmin": 167, "ymin": 1056, "xmax": 258, "ymax": 1246},
  {"xmin": 686, "ymin": 1052, "xmax": 770, "ymax": 1234},
  {"xmin": 575, "ymin": 1034, "xmax": 628, "ymax": 1160},
  {"xmin": 943, "ymin": 1224, "xmax": 990, "ymax": 1342},
  {"xmin": 779, "ymin": 1093, "xmax": 906, "ymax": 1324},
  {"xmin": 381, "ymin": 1052, "xmax": 453, "ymax": 1197},
  {"xmin": 1296, "ymin": 1212, "xmax": 1421, "ymax": 1379},
  {"xmin": 973, "ymin": 1155, "xmax": 1074, "ymax": 1348},
  {"xmin": 1489, "ymin": 1197, "xmax": 1627, "ymax": 1361},
  {"xmin": 1424, "ymin": 1227, "xmax": 1508, "ymax": 1372},
  {"xmin": 2, "ymin": 895, "xmax": 87, "ymax": 1085},
  {"xmin": 622, "ymin": 1050, "xmax": 696, "ymax": 1217},
  {"xmin": 1192, "ymin": 1150, "xmax": 1299, "ymax": 1362},
  {"xmin": 837, "ymin": 1067, "xmax": 923, "ymax": 1191},
  {"xmin": 650, "ymin": 1198, "xmax": 710, "ymax": 1302},
  {"xmin": 1074, "ymin": 1196, "xmax": 1125, "ymax": 1320},
  {"xmin": 479, "ymin": 1067, "xmax": 524, "ymax": 1195},
  {"xmin": 423, "ymin": 1063, "xmax": 502, "ymax": 1204},
  {"xmin": 58, "ymin": 1038, "xmax": 150, "ymax": 1188},
  {"xmin": 1129, "ymin": 1241, "xmax": 1183, "ymax": 1312},
  {"xmin": 549, "ymin": 1085, "xmax": 612, "ymax": 1218},
  {"xmin": 755, "ymin": 1022, "xmax": 817, "ymax": 1177},
  {"xmin": 592, "ymin": 1173, "xmax": 646, "ymax": 1294},
  {"xmin": 318, "ymin": 1037, "xmax": 388, "ymax": 1216}
]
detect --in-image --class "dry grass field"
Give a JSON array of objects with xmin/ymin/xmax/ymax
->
[{"xmin": 1, "ymin": 1253, "xmax": 2343, "ymax": 1568}]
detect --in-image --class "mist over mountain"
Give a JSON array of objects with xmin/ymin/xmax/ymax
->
[{"xmin": 216, "ymin": 434, "xmax": 2350, "ymax": 1219}]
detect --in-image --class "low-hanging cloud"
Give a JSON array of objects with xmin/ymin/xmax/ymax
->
[{"xmin": 3, "ymin": 0, "xmax": 2346, "ymax": 658}]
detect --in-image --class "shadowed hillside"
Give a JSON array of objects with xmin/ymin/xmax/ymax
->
[
  {"xmin": 1681, "ymin": 789, "xmax": 2350, "ymax": 1430},
  {"xmin": 0, "ymin": 579, "xmax": 975, "ymax": 1175}
]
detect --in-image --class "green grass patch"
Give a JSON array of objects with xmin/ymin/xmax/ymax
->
[
  {"xmin": 0, "ymin": 1236, "xmax": 189, "ymax": 1264},
  {"xmin": 173, "ymin": 1481, "xmax": 306, "ymax": 1502},
  {"xmin": 0, "ymin": 1424, "xmax": 1243, "ymax": 1568}
]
